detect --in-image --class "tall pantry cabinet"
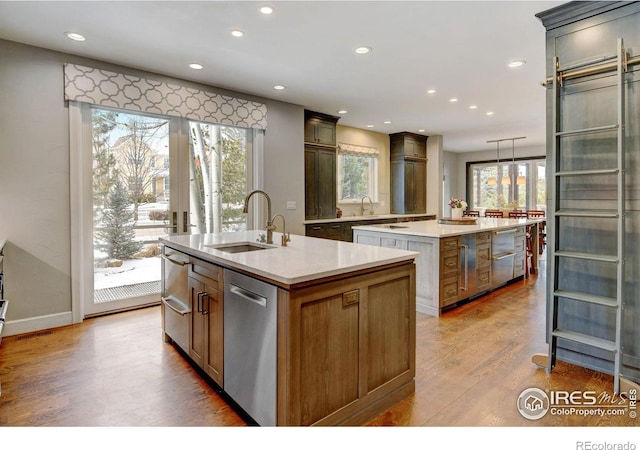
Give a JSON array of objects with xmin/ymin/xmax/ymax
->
[
  {"xmin": 304, "ymin": 110, "xmax": 340, "ymax": 220},
  {"xmin": 536, "ymin": 1, "xmax": 640, "ymax": 392}
]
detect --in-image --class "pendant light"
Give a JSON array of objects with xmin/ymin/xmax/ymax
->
[
  {"xmin": 487, "ymin": 140, "xmax": 499, "ymax": 186},
  {"xmin": 512, "ymin": 137, "xmax": 527, "ymax": 185},
  {"xmin": 502, "ymin": 139, "xmax": 514, "ymax": 185}
]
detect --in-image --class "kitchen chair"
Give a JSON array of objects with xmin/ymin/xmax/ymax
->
[
  {"xmin": 463, "ymin": 210, "xmax": 480, "ymax": 217},
  {"xmin": 527, "ymin": 210, "xmax": 545, "ymax": 218},
  {"xmin": 485, "ymin": 210, "xmax": 503, "ymax": 218},
  {"xmin": 508, "ymin": 210, "xmax": 528, "ymax": 218}
]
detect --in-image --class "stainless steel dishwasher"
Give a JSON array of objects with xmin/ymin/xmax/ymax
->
[{"xmin": 223, "ymin": 269, "xmax": 278, "ymax": 426}]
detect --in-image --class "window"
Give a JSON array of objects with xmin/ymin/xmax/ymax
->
[
  {"xmin": 337, "ymin": 143, "xmax": 379, "ymax": 202},
  {"xmin": 468, "ymin": 158, "xmax": 546, "ymax": 212}
]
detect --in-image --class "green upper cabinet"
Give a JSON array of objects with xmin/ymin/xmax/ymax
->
[{"xmin": 304, "ymin": 110, "xmax": 340, "ymax": 146}]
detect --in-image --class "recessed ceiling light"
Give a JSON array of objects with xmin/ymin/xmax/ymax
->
[
  {"xmin": 355, "ymin": 46, "xmax": 372, "ymax": 54},
  {"xmin": 427, "ymin": 89, "xmax": 436, "ymax": 94},
  {"xmin": 189, "ymin": 63, "xmax": 203, "ymax": 70},
  {"xmin": 260, "ymin": 6, "xmax": 274, "ymax": 14},
  {"xmin": 273, "ymin": 85, "xmax": 286, "ymax": 90},
  {"xmin": 469, "ymin": 105, "xmax": 478, "ymax": 109},
  {"xmin": 231, "ymin": 30, "xmax": 244, "ymax": 37},
  {"xmin": 337, "ymin": 109, "xmax": 347, "ymax": 114},
  {"xmin": 418, "ymin": 129, "xmax": 426, "ymax": 132},
  {"xmin": 65, "ymin": 32, "xmax": 86, "ymax": 42},
  {"xmin": 508, "ymin": 59, "xmax": 526, "ymax": 68},
  {"xmin": 366, "ymin": 124, "xmax": 374, "ymax": 128},
  {"xmin": 450, "ymin": 98, "xmax": 458, "ymax": 103},
  {"xmin": 383, "ymin": 120, "xmax": 392, "ymax": 124},
  {"xmin": 486, "ymin": 111, "xmax": 494, "ymax": 116}
]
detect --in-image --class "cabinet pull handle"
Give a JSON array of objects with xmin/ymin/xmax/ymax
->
[
  {"xmin": 196, "ymin": 291, "xmax": 204, "ymax": 313},
  {"xmin": 460, "ymin": 244, "xmax": 468, "ymax": 291},
  {"xmin": 446, "ymin": 262, "xmax": 456, "ymax": 268},
  {"xmin": 202, "ymin": 292, "xmax": 209, "ymax": 315}
]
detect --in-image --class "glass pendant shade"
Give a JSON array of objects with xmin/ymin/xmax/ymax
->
[
  {"xmin": 487, "ymin": 177, "xmax": 497, "ymax": 186},
  {"xmin": 517, "ymin": 175, "xmax": 526, "ymax": 185},
  {"xmin": 502, "ymin": 176, "xmax": 511, "ymax": 185}
]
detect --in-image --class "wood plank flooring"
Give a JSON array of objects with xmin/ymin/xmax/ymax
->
[{"xmin": 0, "ymin": 257, "xmax": 637, "ymax": 429}]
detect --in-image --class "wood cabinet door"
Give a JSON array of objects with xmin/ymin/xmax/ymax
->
[
  {"xmin": 304, "ymin": 147, "xmax": 319, "ymax": 219},
  {"xmin": 412, "ymin": 160, "xmax": 426, "ymax": 214},
  {"xmin": 189, "ymin": 277, "xmax": 205, "ymax": 369},
  {"xmin": 317, "ymin": 148, "xmax": 336, "ymax": 219},
  {"xmin": 204, "ymin": 282, "xmax": 223, "ymax": 387}
]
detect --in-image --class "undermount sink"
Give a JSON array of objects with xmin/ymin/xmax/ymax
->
[{"xmin": 205, "ymin": 242, "xmax": 275, "ymax": 253}]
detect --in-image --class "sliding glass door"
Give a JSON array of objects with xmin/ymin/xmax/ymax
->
[{"xmin": 84, "ymin": 108, "xmax": 252, "ymax": 316}]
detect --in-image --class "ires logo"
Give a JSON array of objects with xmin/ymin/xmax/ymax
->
[{"xmin": 517, "ymin": 388, "xmax": 634, "ymax": 421}]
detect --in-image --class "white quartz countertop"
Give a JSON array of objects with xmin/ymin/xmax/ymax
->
[
  {"xmin": 304, "ymin": 213, "xmax": 433, "ymax": 224},
  {"xmin": 352, "ymin": 217, "xmax": 543, "ymax": 238},
  {"xmin": 160, "ymin": 230, "xmax": 418, "ymax": 288}
]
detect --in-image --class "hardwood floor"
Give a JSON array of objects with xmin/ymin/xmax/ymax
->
[{"xmin": 0, "ymin": 257, "xmax": 637, "ymax": 430}]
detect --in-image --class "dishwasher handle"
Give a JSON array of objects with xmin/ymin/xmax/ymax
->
[
  {"xmin": 162, "ymin": 254, "xmax": 188, "ymax": 266},
  {"xmin": 229, "ymin": 283, "xmax": 267, "ymax": 308},
  {"xmin": 492, "ymin": 252, "xmax": 516, "ymax": 261},
  {"xmin": 162, "ymin": 295, "xmax": 191, "ymax": 315},
  {"xmin": 494, "ymin": 229, "xmax": 516, "ymax": 236}
]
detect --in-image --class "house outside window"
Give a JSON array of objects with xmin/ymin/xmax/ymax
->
[{"xmin": 468, "ymin": 158, "xmax": 546, "ymax": 213}]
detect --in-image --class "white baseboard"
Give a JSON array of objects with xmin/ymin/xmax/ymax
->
[{"xmin": 3, "ymin": 311, "xmax": 73, "ymax": 337}]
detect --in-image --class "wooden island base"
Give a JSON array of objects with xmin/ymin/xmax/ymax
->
[{"xmin": 276, "ymin": 261, "xmax": 416, "ymax": 426}]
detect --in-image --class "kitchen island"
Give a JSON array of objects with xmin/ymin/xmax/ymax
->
[
  {"xmin": 159, "ymin": 230, "xmax": 418, "ymax": 426},
  {"xmin": 353, "ymin": 218, "xmax": 542, "ymax": 316}
]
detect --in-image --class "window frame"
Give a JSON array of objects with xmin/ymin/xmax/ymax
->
[
  {"xmin": 466, "ymin": 156, "xmax": 546, "ymax": 212},
  {"xmin": 336, "ymin": 144, "xmax": 380, "ymax": 204}
]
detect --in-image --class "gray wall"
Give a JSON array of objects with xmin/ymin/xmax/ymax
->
[{"xmin": 0, "ymin": 39, "xmax": 303, "ymax": 331}]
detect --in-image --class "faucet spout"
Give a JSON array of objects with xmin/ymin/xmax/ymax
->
[
  {"xmin": 243, "ymin": 190, "xmax": 273, "ymax": 244},
  {"xmin": 271, "ymin": 214, "xmax": 291, "ymax": 247},
  {"xmin": 360, "ymin": 196, "xmax": 374, "ymax": 216}
]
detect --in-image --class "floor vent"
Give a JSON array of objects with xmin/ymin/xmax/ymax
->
[{"xmin": 94, "ymin": 280, "xmax": 161, "ymax": 303}]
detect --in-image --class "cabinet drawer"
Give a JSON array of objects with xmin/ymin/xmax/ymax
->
[
  {"xmin": 441, "ymin": 251, "xmax": 460, "ymax": 279},
  {"xmin": 514, "ymin": 236, "xmax": 526, "ymax": 253},
  {"xmin": 440, "ymin": 236, "xmax": 460, "ymax": 251},
  {"xmin": 477, "ymin": 269, "xmax": 491, "ymax": 291},
  {"xmin": 189, "ymin": 258, "xmax": 222, "ymax": 290},
  {"xmin": 440, "ymin": 278, "xmax": 459, "ymax": 304},
  {"xmin": 305, "ymin": 223, "xmax": 344, "ymax": 240},
  {"xmin": 476, "ymin": 232, "xmax": 491, "ymax": 243},
  {"xmin": 476, "ymin": 243, "xmax": 491, "ymax": 268},
  {"xmin": 514, "ymin": 253, "xmax": 526, "ymax": 277},
  {"xmin": 514, "ymin": 226, "xmax": 525, "ymax": 237}
]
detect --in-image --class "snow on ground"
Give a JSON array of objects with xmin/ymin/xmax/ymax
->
[{"xmin": 94, "ymin": 256, "xmax": 161, "ymax": 290}]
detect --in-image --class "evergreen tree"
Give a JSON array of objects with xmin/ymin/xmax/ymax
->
[{"xmin": 98, "ymin": 178, "xmax": 143, "ymax": 259}]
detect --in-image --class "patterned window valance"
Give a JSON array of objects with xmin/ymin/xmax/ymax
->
[
  {"xmin": 64, "ymin": 63, "xmax": 268, "ymax": 129},
  {"xmin": 337, "ymin": 143, "xmax": 379, "ymax": 157}
]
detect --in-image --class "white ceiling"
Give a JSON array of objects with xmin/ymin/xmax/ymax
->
[{"xmin": 0, "ymin": 0, "xmax": 566, "ymax": 152}]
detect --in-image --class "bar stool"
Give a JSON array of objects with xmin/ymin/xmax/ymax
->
[
  {"xmin": 508, "ymin": 210, "xmax": 528, "ymax": 218},
  {"xmin": 463, "ymin": 210, "xmax": 480, "ymax": 217},
  {"xmin": 485, "ymin": 210, "xmax": 503, "ymax": 218}
]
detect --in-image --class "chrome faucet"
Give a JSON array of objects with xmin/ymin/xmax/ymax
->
[
  {"xmin": 270, "ymin": 214, "xmax": 291, "ymax": 247},
  {"xmin": 360, "ymin": 196, "xmax": 374, "ymax": 216},
  {"xmin": 243, "ymin": 190, "xmax": 274, "ymax": 244}
]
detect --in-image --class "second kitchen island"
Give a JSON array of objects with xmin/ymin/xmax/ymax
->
[
  {"xmin": 160, "ymin": 231, "xmax": 417, "ymax": 426},
  {"xmin": 353, "ymin": 217, "xmax": 542, "ymax": 316}
]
